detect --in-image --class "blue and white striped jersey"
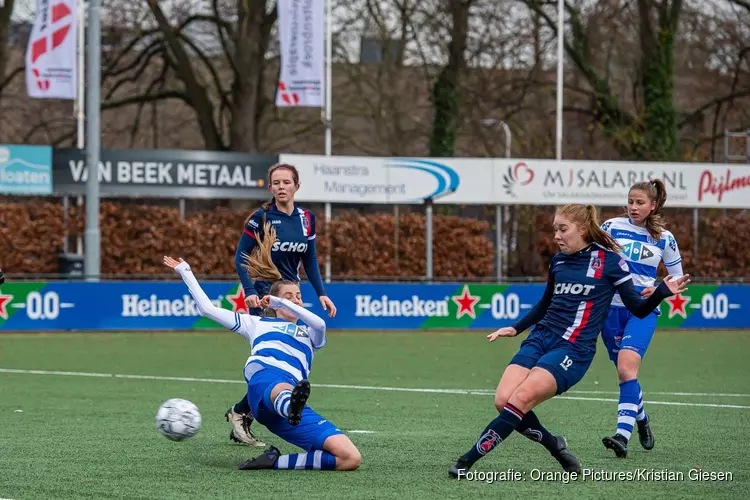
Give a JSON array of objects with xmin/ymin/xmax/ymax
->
[
  {"xmin": 231, "ymin": 297, "xmax": 327, "ymax": 383},
  {"xmin": 174, "ymin": 261, "xmax": 326, "ymax": 383},
  {"xmin": 601, "ymin": 217, "xmax": 683, "ymax": 308}
]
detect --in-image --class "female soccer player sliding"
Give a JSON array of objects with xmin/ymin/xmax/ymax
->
[
  {"xmin": 227, "ymin": 162, "xmax": 337, "ymax": 447},
  {"xmin": 448, "ymin": 203, "xmax": 689, "ymax": 478},
  {"xmin": 598, "ymin": 180, "xmax": 683, "ymax": 458},
  {"xmin": 163, "ymin": 225, "xmax": 360, "ymax": 471}
]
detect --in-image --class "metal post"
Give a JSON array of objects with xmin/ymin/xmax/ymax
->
[
  {"xmin": 84, "ymin": 0, "xmax": 101, "ymax": 281},
  {"xmin": 63, "ymin": 196, "xmax": 69, "ymax": 254},
  {"xmin": 481, "ymin": 119, "xmax": 512, "ymax": 282},
  {"xmin": 394, "ymin": 204, "xmax": 399, "ymax": 272},
  {"xmin": 425, "ymin": 199, "xmax": 433, "ymax": 281},
  {"xmin": 555, "ymin": 0, "xmax": 564, "ymax": 160},
  {"xmin": 496, "ymin": 205, "xmax": 503, "ymax": 282},
  {"xmin": 323, "ymin": 0, "xmax": 333, "ymax": 283},
  {"xmin": 73, "ymin": 1, "xmax": 85, "ymax": 257},
  {"xmin": 324, "ymin": 202, "xmax": 331, "ymax": 283},
  {"xmin": 179, "ymin": 199, "xmax": 186, "ymax": 222}
]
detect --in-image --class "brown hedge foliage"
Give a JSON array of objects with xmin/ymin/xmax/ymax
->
[
  {"xmin": 1, "ymin": 200, "xmax": 748, "ymax": 278},
  {"xmin": 0, "ymin": 201, "xmax": 494, "ymax": 278}
]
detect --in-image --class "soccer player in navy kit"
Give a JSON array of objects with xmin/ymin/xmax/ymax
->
[
  {"xmin": 225, "ymin": 163, "xmax": 338, "ymax": 446},
  {"xmin": 449, "ymin": 204, "xmax": 689, "ymax": 478}
]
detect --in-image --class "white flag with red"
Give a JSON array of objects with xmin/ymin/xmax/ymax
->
[
  {"xmin": 275, "ymin": 0, "xmax": 325, "ymax": 107},
  {"xmin": 25, "ymin": 0, "xmax": 77, "ymax": 100}
]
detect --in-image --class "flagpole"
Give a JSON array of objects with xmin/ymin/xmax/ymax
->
[
  {"xmin": 555, "ymin": 0, "xmax": 564, "ymax": 160},
  {"xmin": 323, "ymin": 0, "xmax": 332, "ymax": 283},
  {"xmin": 75, "ymin": 0, "xmax": 86, "ymax": 256},
  {"xmin": 83, "ymin": 0, "xmax": 101, "ymax": 281}
]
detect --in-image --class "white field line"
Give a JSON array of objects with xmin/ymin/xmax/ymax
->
[{"xmin": 1, "ymin": 368, "xmax": 749, "ymax": 410}]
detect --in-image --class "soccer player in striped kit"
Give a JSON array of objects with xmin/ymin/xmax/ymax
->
[
  {"xmin": 448, "ymin": 204, "xmax": 689, "ymax": 478},
  {"xmin": 599, "ymin": 180, "xmax": 684, "ymax": 457},
  {"xmin": 227, "ymin": 163, "xmax": 337, "ymax": 447},
  {"xmin": 163, "ymin": 224, "xmax": 360, "ymax": 472}
]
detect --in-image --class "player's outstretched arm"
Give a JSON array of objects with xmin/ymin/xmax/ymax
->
[
  {"xmin": 164, "ymin": 256, "xmax": 256, "ymax": 337},
  {"xmin": 267, "ymin": 295, "xmax": 327, "ymax": 349},
  {"xmin": 617, "ymin": 274, "xmax": 690, "ymax": 319}
]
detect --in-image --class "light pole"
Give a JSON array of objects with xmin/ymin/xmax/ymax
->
[{"xmin": 481, "ymin": 119, "xmax": 512, "ymax": 282}]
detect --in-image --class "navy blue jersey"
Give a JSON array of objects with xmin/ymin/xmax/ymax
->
[
  {"xmin": 512, "ymin": 243, "xmax": 674, "ymax": 351},
  {"xmin": 235, "ymin": 204, "xmax": 326, "ymax": 298}
]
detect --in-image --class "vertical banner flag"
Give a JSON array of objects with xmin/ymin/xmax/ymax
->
[
  {"xmin": 26, "ymin": 0, "xmax": 77, "ymax": 99},
  {"xmin": 276, "ymin": 0, "xmax": 324, "ymax": 107}
]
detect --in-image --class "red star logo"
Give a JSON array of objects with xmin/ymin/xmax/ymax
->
[
  {"xmin": 0, "ymin": 292, "xmax": 13, "ymax": 320},
  {"xmin": 665, "ymin": 293, "xmax": 690, "ymax": 319},
  {"xmin": 452, "ymin": 285, "xmax": 481, "ymax": 320},
  {"xmin": 227, "ymin": 287, "xmax": 248, "ymax": 313}
]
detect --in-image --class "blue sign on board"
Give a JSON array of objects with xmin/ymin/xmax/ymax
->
[{"xmin": 0, "ymin": 144, "xmax": 53, "ymax": 195}]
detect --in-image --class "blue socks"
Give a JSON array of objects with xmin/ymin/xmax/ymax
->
[
  {"xmin": 616, "ymin": 378, "xmax": 640, "ymax": 440},
  {"xmin": 462, "ymin": 403, "xmax": 525, "ymax": 465},
  {"xmin": 274, "ymin": 451, "xmax": 337, "ymax": 470}
]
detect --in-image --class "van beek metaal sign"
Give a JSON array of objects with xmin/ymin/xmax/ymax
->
[{"xmin": 53, "ymin": 148, "xmax": 278, "ymax": 199}]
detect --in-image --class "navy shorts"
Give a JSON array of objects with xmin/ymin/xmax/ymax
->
[
  {"xmin": 244, "ymin": 363, "xmax": 343, "ymax": 451},
  {"xmin": 601, "ymin": 307, "xmax": 658, "ymax": 362},
  {"xmin": 509, "ymin": 327, "xmax": 595, "ymax": 395}
]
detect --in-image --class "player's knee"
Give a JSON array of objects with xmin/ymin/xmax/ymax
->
[
  {"xmin": 494, "ymin": 393, "xmax": 509, "ymax": 412},
  {"xmin": 336, "ymin": 446, "xmax": 361, "ymax": 471},
  {"xmin": 510, "ymin": 386, "xmax": 537, "ymax": 411},
  {"xmin": 617, "ymin": 351, "xmax": 641, "ymax": 381}
]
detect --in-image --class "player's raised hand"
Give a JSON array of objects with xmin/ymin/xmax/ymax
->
[
  {"xmin": 320, "ymin": 296, "xmax": 337, "ymax": 318},
  {"xmin": 163, "ymin": 256, "xmax": 185, "ymax": 269},
  {"xmin": 487, "ymin": 327, "xmax": 517, "ymax": 342},
  {"xmin": 664, "ymin": 274, "xmax": 690, "ymax": 295},
  {"xmin": 246, "ymin": 294, "xmax": 261, "ymax": 308},
  {"xmin": 258, "ymin": 295, "xmax": 271, "ymax": 309},
  {"xmin": 641, "ymin": 286, "xmax": 656, "ymax": 298}
]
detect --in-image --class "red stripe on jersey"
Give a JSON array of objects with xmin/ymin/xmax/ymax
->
[
  {"xmin": 595, "ymin": 250, "xmax": 605, "ymax": 279},
  {"xmin": 301, "ymin": 209, "xmax": 311, "ymax": 237},
  {"xmin": 568, "ymin": 301, "xmax": 593, "ymax": 343},
  {"xmin": 243, "ymin": 228, "xmax": 256, "ymax": 239}
]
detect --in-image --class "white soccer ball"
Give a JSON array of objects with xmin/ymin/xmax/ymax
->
[{"xmin": 155, "ymin": 398, "xmax": 202, "ymax": 441}]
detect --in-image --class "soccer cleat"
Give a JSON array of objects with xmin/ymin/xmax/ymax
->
[
  {"xmin": 225, "ymin": 407, "xmax": 266, "ymax": 447},
  {"xmin": 238, "ymin": 445, "xmax": 281, "ymax": 470},
  {"xmin": 448, "ymin": 457, "xmax": 473, "ymax": 478},
  {"xmin": 287, "ymin": 380, "xmax": 310, "ymax": 426},
  {"xmin": 550, "ymin": 436, "xmax": 582, "ymax": 474},
  {"xmin": 602, "ymin": 434, "xmax": 629, "ymax": 458},
  {"xmin": 637, "ymin": 416, "xmax": 655, "ymax": 450}
]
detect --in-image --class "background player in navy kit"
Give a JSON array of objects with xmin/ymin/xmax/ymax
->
[
  {"xmin": 448, "ymin": 204, "xmax": 689, "ymax": 478},
  {"xmin": 599, "ymin": 180, "xmax": 683, "ymax": 457},
  {"xmin": 226, "ymin": 163, "xmax": 338, "ymax": 446}
]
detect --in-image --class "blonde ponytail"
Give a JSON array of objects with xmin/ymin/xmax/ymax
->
[{"xmin": 241, "ymin": 222, "xmax": 282, "ymax": 282}]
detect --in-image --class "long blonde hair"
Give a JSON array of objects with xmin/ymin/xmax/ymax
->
[
  {"xmin": 627, "ymin": 179, "xmax": 668, "ymax": 239},
  {"xmin": 556, "ymin": 204, "xmax": 621, "ymax": 252},
  {"xmin": 241, "ymin": 222, "xmax": 282, "ymax": 282}
]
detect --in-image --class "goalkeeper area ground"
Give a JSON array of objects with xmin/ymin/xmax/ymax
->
[{"xmin": 1, "ymin": 330, "xmax": 748, "ymax": 499}]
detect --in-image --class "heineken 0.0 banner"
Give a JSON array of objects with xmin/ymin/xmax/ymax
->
[{"xmin": 0, "ymin": 282, "xmax": 746, "ymax": 331}]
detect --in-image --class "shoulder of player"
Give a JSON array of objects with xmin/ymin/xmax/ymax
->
[
  {"xmin": 601, "ymin": 249, "xmax": 630, "ymax": 272},
  {"xmin": 295, "ymin": 206, "xmax": 316, "ymax": 219},
  {"xmin": 660, "ymin": 228, "xmax": 676, "ymax": 240},
  {"xmin": 244, "ymin": 207, "xmax": 266, "ymax": 229}
]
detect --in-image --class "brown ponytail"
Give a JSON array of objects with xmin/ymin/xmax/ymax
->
[
  {"xmin": 556, "ymin": 204, "xmax": 622, "ymax": 252},
  {"xmin": 241, "ymin": 222, "xmax": 282, "ymax": 282},
  {"xmin": 627, "ymin": 179, "xmax": 667, "ymax": 239}
]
